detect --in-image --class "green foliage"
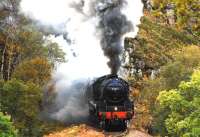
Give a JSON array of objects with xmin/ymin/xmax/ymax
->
[
  {"xmin": 18, "ymin": 26, "xmax": 46, "ymax": 59},
  {"xmin": 0, "ymin": 79, "xmax": 44, "ymax": 136},
  {"xmin": 140, "ymin": 46, "xmax": 200, "ymax": 105},
  {"xmin": 156, "ymin": 70, "xmax": 200, "ymax": 137},
  {"xmin": 160, "ymin": 46, "xmax": 200, "ymax": 89},
  {"xmin": 0, "ymin": 112, "xmax": 17, "ymax": 137},
  {"xmin": 134, "ymin": 46, "xmax": 200, "ymax": 134},
  {"xmin": 18, "ymin": 25, "xmax": 66, "ymax": 63},
  {"xmin": 44, "ymin": 40, "xmax": 66, "ymax": 67}
]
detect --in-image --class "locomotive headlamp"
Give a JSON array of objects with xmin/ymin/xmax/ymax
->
[{"xmin": 114, "ymin": 107, "xmax": 118, "ymax": 111}]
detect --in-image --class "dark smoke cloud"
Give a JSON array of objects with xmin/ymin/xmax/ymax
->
[
  {"xmin": 67, "ymin": 0, "xmax": 134, "ymax": 74},
  {"xmin": 99, "ymin": 11, "xmax": 133, "ymax": 73},
  {"xmin": 96, "ymin": 0, "xmax": 134, "ymax": 74}
]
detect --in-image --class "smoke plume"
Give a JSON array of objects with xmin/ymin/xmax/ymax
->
[
  {"xmin": 96, "ymin": 0, "xmax": 133, "ymax": 74},
  {"xmin": 20, "ymin": 0, "xmax": 143, "ymax": 123},
  {"xmin": 43, "ymin": 78, "xmax": 89, "ymax": 123}
]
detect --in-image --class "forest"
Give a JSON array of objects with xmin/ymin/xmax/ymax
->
[{"xmin": 0, "ymin": 0, "xmax": 200, "ymax": 137}]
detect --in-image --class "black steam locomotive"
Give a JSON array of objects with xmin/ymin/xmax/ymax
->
[{"xmin": 86, "ymin": 74, "xmax": 134, "ymax": 130}]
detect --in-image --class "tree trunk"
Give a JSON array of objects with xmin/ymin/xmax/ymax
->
[
  {"xmin": 7, "ymin": 52, "xmax": 11, "ymax": 80},
  {"xmin": 0, "ymin": 44, "xmax": 6, "ymax": 80}
]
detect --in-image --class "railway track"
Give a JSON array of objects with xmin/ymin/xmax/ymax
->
[{"xmin": 102, "ymin": 120, "xmax": 131, "ymax": 137}]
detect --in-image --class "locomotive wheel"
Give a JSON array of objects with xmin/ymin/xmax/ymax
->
[
  {"xmin": 104, "ymin": 120, "xmax": 127, "ymax": 131},
  {"xmin": 100, "ymin": 120, "xmax": 111, "ymax": 131},
  {"xmin": 105, "ymin": 120, "xmax": 111, "ymax": 131}
]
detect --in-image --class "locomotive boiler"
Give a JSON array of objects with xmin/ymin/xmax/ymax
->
[{"xmin": 86, "ymin": 74, "xmax": 134, "ymax": 130}]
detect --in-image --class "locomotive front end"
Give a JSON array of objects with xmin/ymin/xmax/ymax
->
[{"xmin": 87, "ymin": 75, "xmax": 134, "ymax": 130}]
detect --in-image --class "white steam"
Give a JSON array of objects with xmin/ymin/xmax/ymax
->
[
  {"xmin": 20, "ymin": 0, "xmax": 143, "ymax": 123},
  {"xmin": 20, "ymin": 0, "xmax": 143, "ymax": 78}
]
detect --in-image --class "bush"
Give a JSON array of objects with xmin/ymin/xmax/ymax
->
[
  {"xmin": 156, "ymin": 70, "xmax": 200, "ymax": 137},
  {"xmin": 0, "ymin": 79, "xmax": 43, "ymax": 136},
  {"xmin": 0, "ymin": 112, "xmax": 17, "ymax": 137}
]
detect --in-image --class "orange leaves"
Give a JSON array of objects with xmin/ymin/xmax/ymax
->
[{"xmin": 13, "ymin": 57, "xmax": 52, "ymax": 85}]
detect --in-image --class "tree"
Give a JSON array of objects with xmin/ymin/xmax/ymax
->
[
  {"xmin": 44, "ymin": 40, "xmax": 66, "ymax": 68},
  {"xmin": 0, "ymin": 1, "xmax": 65, "ymax": 81},
  {"xmin": 0, "ymin": 112, "xmax": 17, "ymax": 137},
  {"xmin": 0, "ymin": 0, "xmax": 21, "ymax": 80},
  {"xmin": 13, "ymin": 57, "xmax": 52, "ymax": 86},
  {"xmin": 132, "ymin": 46, "xmax": 200, "ymax": 132},
  {"xmin": 160, "ymin": 46, "xmax": 200, "ymax": 89},
  {"xmin": 0, "ymin": 79, "xmax": 44, "ymax": 136},
  {"xmin": 155, "ymin": 70, "xmax": 200, "ymax": 137}
]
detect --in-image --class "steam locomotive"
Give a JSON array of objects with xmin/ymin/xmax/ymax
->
[{"xmin": 86, "ymin": 74, "xmax": 134, "ymax": 130}]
